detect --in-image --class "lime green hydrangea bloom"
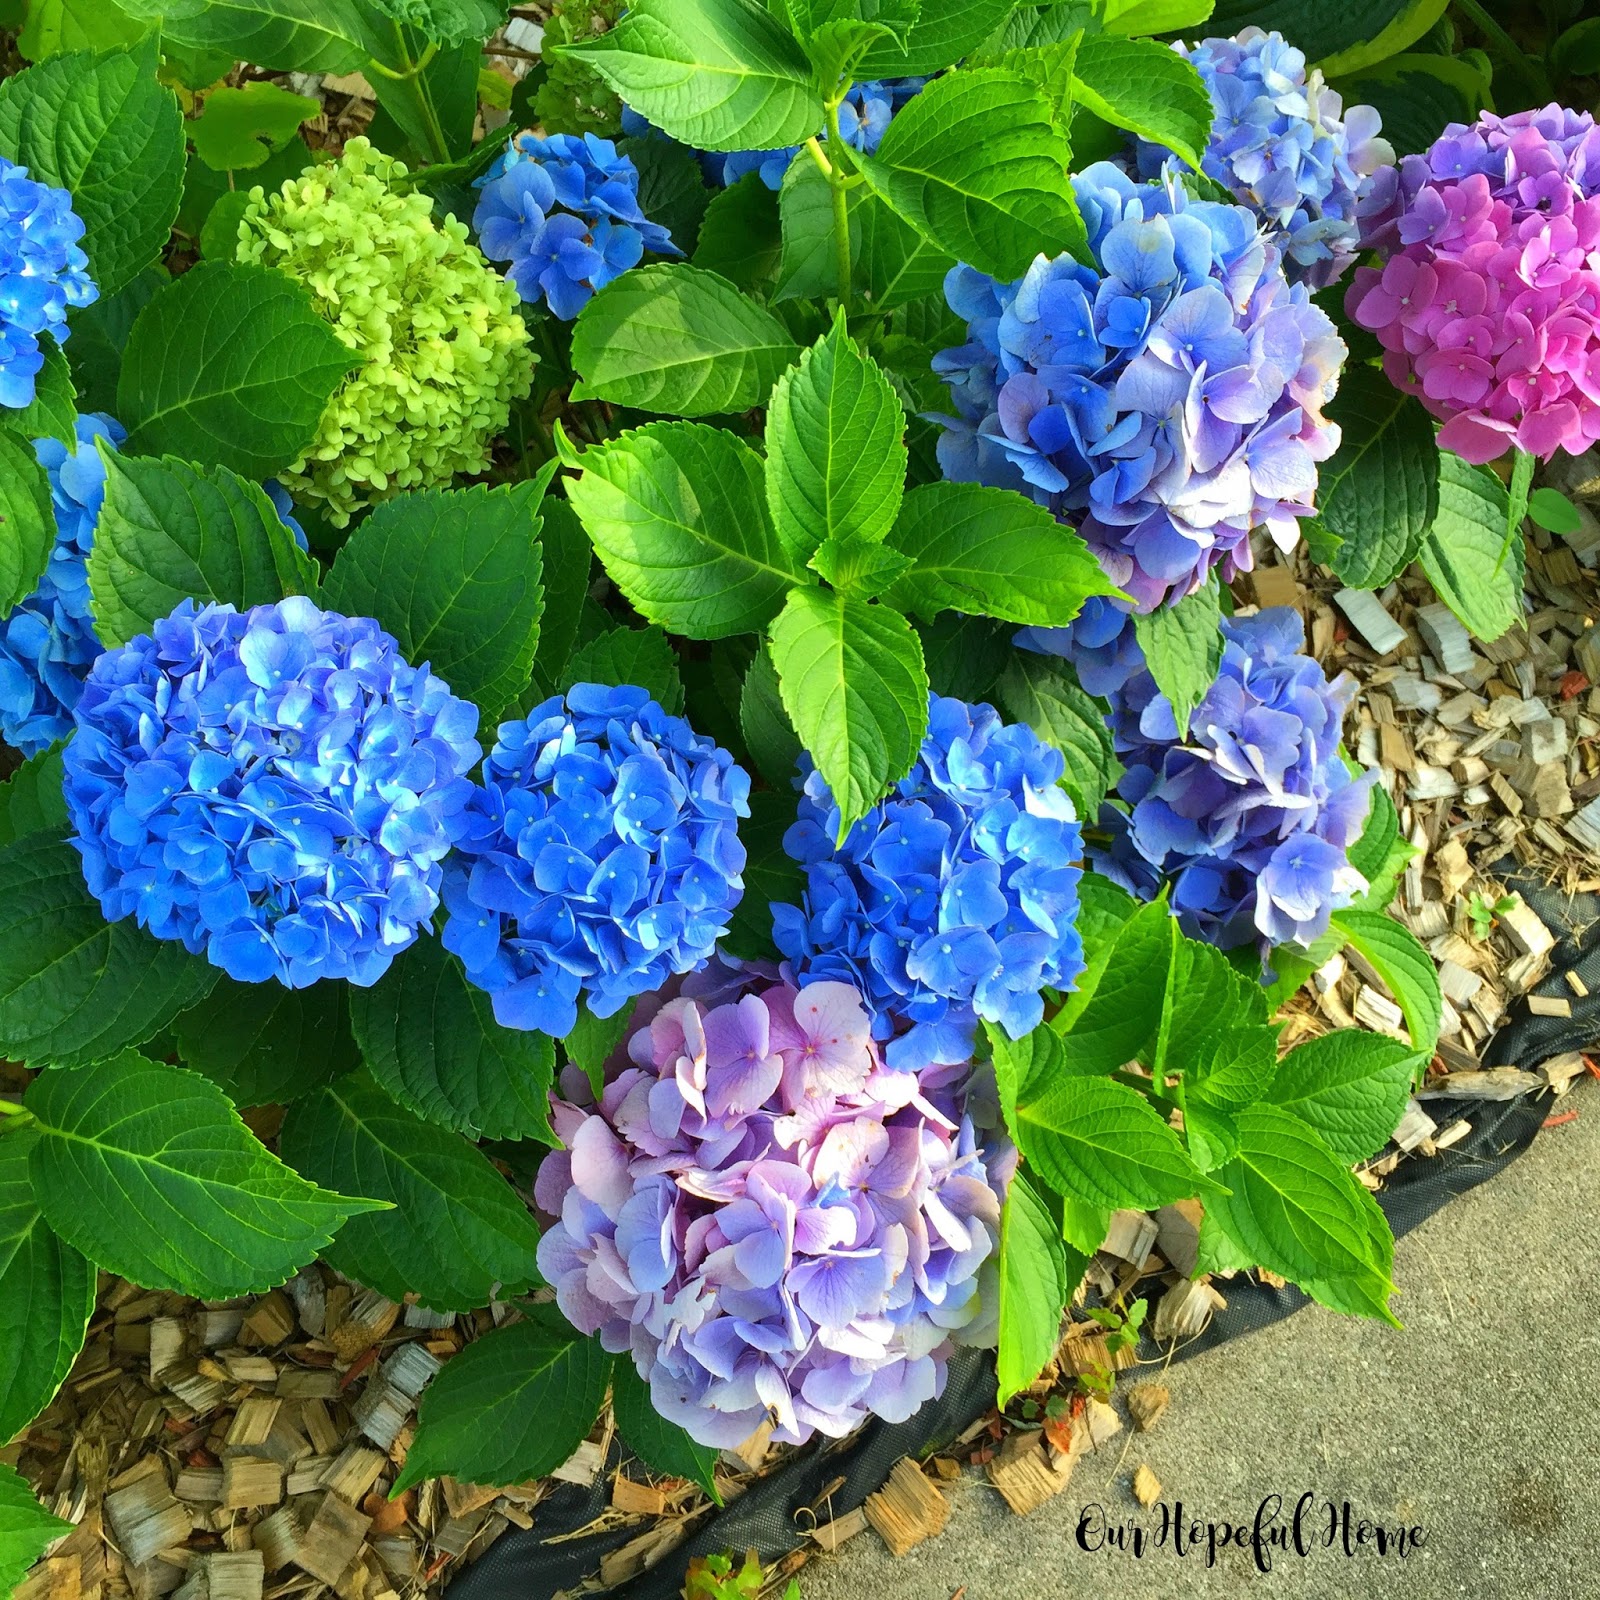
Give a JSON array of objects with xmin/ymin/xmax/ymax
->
[{"xmin": 235, "ymin": 137, "xmax": 534, "ymax": 525}]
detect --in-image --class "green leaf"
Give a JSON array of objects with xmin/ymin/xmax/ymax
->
[
  {"xmin": 1335, "ymin": 54, "xmax": 1484, "ymax": 159},
  {"xmin": 914, "ymin": 610, "xmax": 1008, "ymax": 701},
  {"xmin": 1070, "ymin": 35, "xmax": 1213, "ymax": 171},
  {"xmin": 188, "ymin": 82, "xmax": 319, "ymax": 171},
  {"xmin": 1268, "ymin": 1030, "xmax": 1417, "ymax": 1164},
  {"xmin": 1046, "ymin": 870, "xmax": 1135, "ymax": 1027},
  {"xmin": 349, "ymin": 937, "xmax": 557, "ymax": 1144},
  {"xmin": 88, "ymin": 451, "xmax": 318, "ymax": 650},
  {"xmin": 1156, "ymin": 935, "xmax": 1278, "ymax": 1102},
  {"xmin": 1096, "ymin": 0, "xmax": 1215, "ymax": 32},
  {"xmin": 117, "ymin": 261, "xmax": 355, "ymax": 478},
  {"xmin": 115, "ymin": 0, "xmax": 375, "ymax": 73},
  {"xmin": 363, "ymin": 0, "xmax": 506, "ymax": 48},
  {"xmin": 0, "ymin": 1463, "xmax": 71, "ymax": 1595},
  {"xmin": 0, "ymin": 39, "xmax": 184, "ymax": 297},
  {"xmin": 1201, "ymin": 1105, "xmax": 1399, "ymax": 1324},
  {"xmin": 808, "ymin": 537, "xmax": 915, "ymax": 597},
  {"xmin": 996, "ymin": 1170, "xmax": 1067, "ymax": 1407},
  {"xmin": 566, "ymin": 625, "xmax": 685, "ymax": 715},
  {"xmin": 1528, "ymin": 486, "xmax": 1580, "ymax": 537},
  {"xmin": 26, "ymin": 1051, "xmax": 381, "ymax": 1297},
  {"xmin": 394, "ymin": 1313, "xmax": 612, "ymax": 1492},
  {"xmin": 857, "ymin": 0, "xmax": 1015, "ymax": 75},
  {"xmin": 558, "ymin": 0, "xmax": 824, "ymax": 153},
  {"xmin": 1182, "ymin": 1097, "xmax": 1239, "ymax": 1172},
  {"xmin": 1132, "ymin": 579, "xmax": 1222, "ymax": 739},
  {"xmin": 530, "ymin": 498, "xmax": 592, "ymax": 694},
  {"xmin": 1317, "ymin": 0, "xmax": 1448, "ymax": 76},
  {"xmin": 1048, "ymin": 895, "xmax": 1171, "ymax": 1070},
  {"xmin": 565, "ymin": 422, "xmax": 804, "ymax": 640},
  {"xmin": 279, "ymin": 1072, "xmax": 541, "ymax": 1312},
  {"xmin": 996, "ymin": 653, "xmax": 1118, "ymax": 821},
  {"xmin": 611, "ymin": 1359, "xmax": 721, "ymax": 1501},
  {"xmin": 172, "ymin": 979, "xmax": 360, "ymax": 1108},
  {"xmin": 1346, "ymin": 782, "xmax": 1399, "ymax": 888},
  {"xmin": 0, "ymin": 341, "xmax": 77, "ymax": 449},
  {"xmin": 1334, "ymin": 909, "xmax": 1441, "ymax": 1060},
  {"xmin": 623, "ymin": 135, "xmax": 713, "ymax": 257},
  {"xmin": 0, "ymin": 832, "xmax": 217, "ymax": 1069},
  {"xmin": 0, "ymin": 1127, "xmax": 96, "ymax": 1443},
  {"xmin": 1416, "ymin": 450, "xmax": 1523, "ymax": 645},
  {"xmin": 321, "ymin": 479, "xmax": 549, "ymax": 719},
  {"xmin": 990, "ymin": 1020, "xmax": 1070, "ymax": 1135},
  {"xmin": 768, "ymin": 586, "xmax": 928, "ymax": 841},
  {"xmin": 692, "ymin": 173, "xmax": 784, "ymax": 294},
  {"xmin": 62, "ymin": 262, "xmax": 164, "ymax": 417},
  {"xmin": 738, "ymin": 644, "xmax": 802, "ymax": 790},
  {"xmin": 886, "ymin": 480, "xmax": 1117, "ymax": 626},
  {"xmin": 0, "ymin": 432, "xmax": 56, "ymax": 615},
  {"xmin": 856, "ymin": 69, "xmax": 1086, "ymax": 282},
  {"xmin": 570, "ymin": 264, "xmax": 797, "ymax": 417},
  {"xmin": 562, "ymin": 1000, "xmax": 636, "ymax": 1102},
  {"xmin": 766, "ymin": 317, "xmax": 906, "ymax": 562},
  {"xmin": 1206, "ymin": 0, "xmax": 1429, "ymax": 67},
  {"xmin": 18, "ymin": 0, "xmax": 147, "ymax": 60},
  {"xmin": 1305, "ymin": 367, "xmax": 1440, "ymax": 589},
  {"xmin": 0, "ymin": 747, "xmax": 68, "ymax": 848}
]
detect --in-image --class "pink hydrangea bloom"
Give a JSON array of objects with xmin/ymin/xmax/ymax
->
[
  {"xmin": 533, "ymin": 961, "xmax": 1013, "ymax": 1448},
  {"xmin": 1347, "ymin": 105, "xmax": 1600, "ymax": 464}
]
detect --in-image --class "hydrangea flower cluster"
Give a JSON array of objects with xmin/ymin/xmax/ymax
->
[
  {"xmin": 473, "ymin": 131, "xmax": 679, "ymax": 320},
  {"xmin": 1346, "ymin": 105, "xmax": 1600, "ymax": 464},
  {"xmin": 933, "ymin": 162, "xmax": 1346, "ymax": 612},
  {"xmin": 1137, "ymin": 29, "xmax": 1392, "ymax": 287},
  {"xmin": 235, "ymin": 138, "xmax": 534, "ymax": 525},
  {"xmin": 1083, "ymin": 607, "xmax": 1371, "ymax": 951},
  {"xmin": 1016, "ymin": 594, "xmax": 1144, "ymax": 700},
  {"xmin": 773, "ymin": 696, "xmax": 1085, "ymax": 1072},
  {"xmin": 0, "ymin": 157, "xmax": 97, "ymax": 409},
  {"xmin": 534, "ymin": 964, "xmax": 1010, "ymax": 1448},
  {"xmin": 442, "ymin": 685, "xmax": 750, "ymax": 1037},
  {"xmin": 62, "ymin": 596, "xmax": 482, "ymax": 987}
]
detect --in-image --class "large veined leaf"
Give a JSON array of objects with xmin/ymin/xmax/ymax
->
[
  {"xmin": 0, "ymin": 39, "xmax": 184, "ymax": 296},
  {"xmin": 322, "ymin": 478, "xmax": 549, "ymax": 720},
  {"xmin": 279, "ymin": 1072, "xmax": 541, "ymax": 1312},
  {"xmin": 0, "ymin": 1128, "xmax": 96, "ymax": 1443},
  {"xmin": 557, "ymin": 0, "xmax": 824, "ymax": 153},
  {"xmin": 364, "ymin": 0, "xmax": 507, "ymax": 48},
  {"xmin": 566, "ymin": 625, "xmax": 685, "ymax": 716},
  {"xmin": 0, "ymin": 1464, "xmax": 72, "ymax": 1596},
  {"xmin": 17, "ymin": 0, "xmax": 146, "ymax": 59},
  {"xmin": 25, "ymin": 1052, "xmax": 382, "ymax": 1297},
  {"xmin": 1417, "ymin": 450, "xmax": 1524, "ymax": 644},
  {"xmin": 857, "ymin": 69, "xmax": 1086, "ymax": 282},
  {"xmin": 1335, "ymin": 909, "xmax": 1442, "ymax": 1060},
  {"xmin": 89, "ymin": 452, "xmax": 318, "ymax": 650},
  {"xmin": 691, "ymin": 175, "xmax": 784, "ymax": 294},
  {"xmin": 0, "ymin": 432, "xmax": 56, "ymax": 616},
  {"xmin": 768, "ymin": 586, "xmax": 929, "ymax": 842},
  {"xmin": 564, "ymin": 422, "xmax": 804, "ymax": 640},
  {"xmin": 738, "ymin": 645, "xmax": 802, "ymax": 791},
  {"xmin": 348, "ymin": 937, "xmax": 558, "ymax": 1144},
  {"xmin": 114, "ymin": 0, "xmax": 375, "ymax": 74},
  {"xmin": 0, "ymin": 833, "xmax": 217, "ymax": 1069},
  {"xmin": 611, "ymin": 1360, "xmax": 721, "ymax": 1501},
  {"xmin": 530, "ymin": 498, "xmax": 591, "ymax": 695},
  {"xmin": 117, "ymin": 262, "xmax": 355, "ymax": 478},
  {"xmin": 996, "ymin": 653, "xmax": 1119, "ymax": 821},
  {"xmin": 1207, "ymin": 0, "xmax": 1437, "ymax": 68},
  {"xmin": 0, "ymin": 341, "xmax": 77, "ymax": 449},
  {"xmin": 0, "ymin": 747, "xmax": 68, "ymax": 848},
  {"xmin": 1049, "ymin": 895, "xmax": 1172, "ymax": 1069},
  {"xmin": 1069, "ymin": 34, "xmax": 1214, "ymax": 171},
  {"xmin": 1097, "ymin": 0, "xmax": 1216, "ymax": 31},
  {"xmin": 1132, "ymin": 578, "xmax": 1222, "ymax": 739},
  {"xmin": 995, "ymin": 1170, "xmax": 1068, "ymax": 1406},
  {"xmin": 394, "ymin": 1314, "xmax": 612, "ymax": 1492},
  {"xmin": 857, "ymin": 0, "xmax": 1016, "ymax": 76},
  {"xmin": 1267, "ymin": 1031, "xmax": 1418, "ymax": 1164}
]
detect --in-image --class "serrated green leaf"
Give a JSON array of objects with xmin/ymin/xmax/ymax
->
[
  {"xmin": 1183, "ymin": 1098, "xmax": 1238, "ymax": 1172},
  {"xmin": 623, "ymin": 135, "xmax": 713, "ymax": 257},
  {"xmin": 1157, "ymin": 935, "xmax": 1279, "ymax": 1107},
  {"xmin": 996, "ymin": 1170, "xmax": 1067, "ymax": 1406},
  {"xmin": 1206, "ymin": 0, "xmax": 1427, "ymax": 67},
  {"xmin": 530, "ymin": 498, "xmax": 592, "ymax": 695},
  {"xmin": 348, "ymin": 937, "xmax": 557, "ymax": 1144},
  {"xmin": 1097, "ymin": 0, "xmax": 1215, "ymax": 32},
  {"xmin": 1070, "ymin": 34, "xmax": 1213, "ymax": 171},
  {"xmin": 566, "ymin": 625, "xmax": 685, "ymax": 715},
  {"xmin": 768, "ymin": 586, "xmax": 928, "ymax": 841},
  {"xmin": 1346, "ymin": 781, "xmax": 1398, "ymax": 887},
  {"xmin": 565, "ymin": 422, "xmax": 804, "ymax": 640},
  {"xmin": 0, "ymin": 1127, "xmax": 96, "ymax": 1443},
  {"xmin": 692, "ymin": 173, "xmax": 784, "ymax": 293},
  {"xmin": 562, "ymin": 999, "xmax": 636, "ymax": 1102},
  {"xmin": 611, "ymin": 1359, "xmax": 721, "ymax": 1501},
  {"xmin": 321, "ymin": 479, "xmax": 549, "ymax": 720},
  {"xmin": 913, "ymin": 610, "xmax": 1007, "ymax": 701},
  {"xmin": 738, "ymin": 645, "xmax": 802, "ymax": 791},
  {"xmin": 1417, "ymin": 450, "xmax": 1524, "ymax": 644},
  {"xmin": 0, "ymin": 432, "xmax": 56, "ymax": 616},
  {"xmin": 808, "ymin": 537, "xmax": 915, "ymax": 596},
  {"xmin": 18, "ymin": 0, "xmax": 147, "ymax": 61},
  {"xmin": 0, "ymin": 832, "xmax": 217, "ymax": 1069},
  {"xmin": 0, "ymin": 747, "xmax": 68, "ymax": 849},
  {"xmin": 559, "ymin": 0, "xmax": 824, "ymax": 153},
  {"xmin": 1334, "ymin": 909, "xmax": 1441, "ymax": 1060},
  {"xmin": 0, "ymin": 1463, "xmax": 72, "ymax": 1594},
  {"xmin": 1132, "ymin": 578, "xmax": 1222, "ymax": 739},
  {"xmin": 189, "ymin": 81, "xmax": 319, "ymax": 171},
  {"xmin": 856, "ymin": 69, "xmax": 1086, "ymax": 282},
  {"xmin": 1048, "ymin": 894, "xmax": 1170, "ymax": 1068},
  {"xmin": 857, "ymin": 0, "xmax": 1014, "ymax": 75},
  {"xmin": 1046, "ymin": 869, "xmax": 1135, "ymax": 1027},
  {"xmin": 1268, "ymin": 1031, "xmax": 1417, "ymax": 1164},
  {"xmin": 0, "ymin": 39, "xmax": 184, "ymax": 297},
  {"xmin": 62, "ymin": 263, "xmax": 164, "ymax": 417},
  {"xmin": 364, "ymin": 0, "xmax": 506, "ymax": 47},
  {"xmin": 995, "ymin": 653, "xmax": 1118, "ymax": 821},
  {"xmin": 117, "ymin": 261, "xmax": 355, "ymax": 477},
  {"xmin": 279, "ymin": 1071, "xmax": 541, "ymax": 1312},
  {"xmin": 26, "ymin": 1051, "xmax": 381, "ymax": 1297},
  {"xmin": 0, "ymin": 341, "xmax": 77, "ymax": 448},
  {"xmin": 172, "ymin": 979, "xmax": 360, "ymax": 1107},
  {"xmin": 571, "ymin": 265, "xmax": 797, "ymax": 417},
  {"xmin": 89, "ymin": 451, "xmax": 318, "ymax": 650},
  {"xmin": 115, "ymin": 0, "xmax": 375, "ymax": 73}
]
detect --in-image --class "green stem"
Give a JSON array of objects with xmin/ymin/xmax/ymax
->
[
  {"xmin": 0, "ymin": 1097, "xmax": 26, "ymax": 1116},
  {"xmin": 371, "ymin": 23, "xmax": 451, "ymax": 164},
  {"xmin": 824, "ymin": 97, "xmax": 858, "ymax": 312}
]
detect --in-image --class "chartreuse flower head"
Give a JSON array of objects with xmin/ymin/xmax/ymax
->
[
  {"xmin": 774, "ymin": 695, "xmax": 1085, "ymax": 1072},
  {"xmin": 235, "ymin": 137, "xmax": 534, "ymax": 525},
  {"xmin": 62, "ymin": 596, "xmax": 482, "ymax": 987},
  {"xmin": 535, "ymin": 962, "xmax": 1010, "ymax": 1448},
  {"xmin": 441, "ymin": 684, "xmax": 751, "ymax": 1037}
]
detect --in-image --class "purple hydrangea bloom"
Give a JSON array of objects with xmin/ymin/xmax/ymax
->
[
  {"xmin": 0, "ymin": 157, "xmax": 97, "ymax": 410},
  {"xmin": 932, "ymin": 161, "xmax": 1347, "ymax": 612},
  {"xmin": 1016, "ymin": 594, "xmax": 1144, "ymax": 700},
  {"xmin": 1136, "ymin": 28, "xmax": 1393, "ymax": 287},
  {"xmin": 62, "ymin": 596, "xmax": 482, "ymax": 986},
  {"xmin": 473, "ymin": 131, "xmax": 679, "ymax": 319},
  {"xmin": 1094, "ymin": 607, "xmax": 1371, "ymax": 952},
  {"xmin": 773, "ymin": 696, "xmax": 1085, "ymax": 1072},
  {"xmin": 441, "ymin": 685, "xmax": 751, "ymax": 1037},
  {"xmin": 534, "ymin": 963, "xmax": 1011, "ymax": 1448}
]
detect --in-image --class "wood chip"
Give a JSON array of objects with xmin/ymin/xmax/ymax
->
[
  {"xmin": 985, "ymin": 1436, "xmax": 1074, "ymax": 1517},
  {"xmin": 811, "ymin": 1508, "xmax": 868, "ymax": 1552},
  {"xmin": 104, "ymin": 1460, "xmax": 191, "ymax": 1567},
  {"xmin": 610, "ymin": 1477, "xmax": 669, "ymax": 1517},
  {"xmin": 864, "ymin": 1459, "xmax": 949, "ymax": 1555},
  {"xmin": 220, "ymin": 1458, "xmax": 282, "ymax": 1512},
  {"xmin": 1126, "ymin": 1383, "xmax": 1170, "ymax": 1433},
  {"xmin": 1132, "ymin": 1464, "xmax": 1162, "ymax": 1508},
  {"xmin": 1528, "ymin": 994, "xmax": 1573, "ymax": 1018}
]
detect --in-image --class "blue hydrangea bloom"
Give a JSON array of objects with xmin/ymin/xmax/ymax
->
[
  {"xmin": 1092, "ymin": 607, "xmax": 1372, "ymax": 952},
  {"xmin": 773, "ymin": 695, "xmax": 1085, "ymax": 1072},
  {"xmin": 1016, "ymin": 595, "xmax": 1145, "ymax": 701},
  {"xmin": 932, "ymin": 161, "xmax": 1347, "ymax": 613},
  {"xmin": 441, "ymin": 685, "xmax": 751, "ymax": 1036},
  {"xmin": 0, "ymin": 157, "xmax": 97, "ymax": 409},
  {"xmin": 62, "ymin": 596, "xmax": 482, "ymax": 987},
  {"xmin": 1137, "ymin": 29, "xmax": 1394, "ymax": 287},
  {"xmin": 473, "ymin": 131, "xmax": 680, "ymax": 319}
]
